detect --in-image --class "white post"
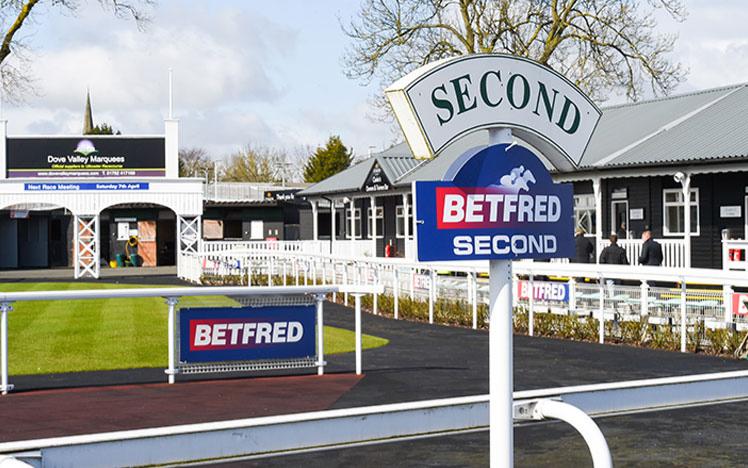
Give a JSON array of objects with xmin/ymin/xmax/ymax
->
[
  {"xmin": 724, "ymin": 285, "xmax": 734, "ymax": 325},
  {"xmin": 487, "ymin": 127, "xmax": 514, "ymax": 468},
  {"xmin": 316, "ymin": 294, "xmax": 325, "ymax": 375},
  {"xmin": 682, "ymin": 175, "xmax": 692, "ymax": 269},
  {"xmin": 267, "ymin": 257, "xmax": 273, "ymax": 287},
  {"xmin": 403, "ymin": 193, "xmax": 410, "ymax": 258},
  {"xmin": 681, "ymin": 279, "xmax": 687, "ymax": 353},
  {"xmin": 394, "ymin": 267, "xmax": 400, "ymax": 319},
  {"xmin": 428, "ymin": 268, "xmax": 435, "ymax": 324},
  {"xmin": 354, "ymin": 293, "xmax": 362, "ymax": 375},
  {"xmin": 1, "ymin": 302, "xmax": 12, "ymax": 394},
  {"xmin": 370, "ymin": 196, "xmax": 377, "ymax": 257},
  {"xmin": 410, "ymin": 267, "xmax": 415, "ymax": 300},
  {"xmin": 349, "ymin": 198, "xmax": 356, "ymax": 252},
  {"xmin": 373, "ymin": 266, "xmax": 379, "ymax": 315},
  {"xmin": 166, "ymin": 297, "xmax": 179, "ymax": 385},
  {"xmin": 471, "ymin": 271, "xmax": 478, "ymax": 329},
  {"xmin": 311, "ymin": 201, "xmax": 319, "ymax": 241},
  {"xmin": 528, "ymin": 274, "xmax": 535, "ymax": 337},
  {"xmin": 294, "ymin": 259, "xmax": 299, "ymax": 286},
  {"xmin": 593, "ymin": 177, "xmax": 602, "ymax": 263},
  {"xmin": 598, "ymin": 277, "xmax": 605, "ymax": 344},
  {"xmin": 331, "ymin": 201, "xmax": 337, "ymax": 255},
  {"xmin": 282, "ymin": 261, "xmax": 287, "ymax": 286},
  {"xmin": 641, "ymin": 281, "xmax": 649, "ymax": 316},
  {"xmin": 568, "ymin": 278, "xmax": 577, "ymax": 313},
  {"xmin": 343, "ymin": 266, "xmax": 349, "ymax": 306}
]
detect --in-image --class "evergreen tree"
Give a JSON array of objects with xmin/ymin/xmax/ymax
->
[
  {"xmin": 85, "ymin": 123, "xmax": 121, "ymax": 135},
  {"xmin": 303, "ymin": 136, "xmax": 353, "ymax": 183}
]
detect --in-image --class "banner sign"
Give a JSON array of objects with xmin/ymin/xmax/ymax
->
[
  {"xmin": 733, "ymin": 293, "xmax": 748, "ymax": 316},
  {"xmin": 24, "ymin": 182, "xmax": 149, "ymax": 191},
  {"xmin": 264, "ymin": 189, "xmax": 300, "ymax": 201},
  {"xmin": 385, "ymin": 54, "xmax": 601, "ymax": 171},
  {"xmin": 516, "ymin": 280, "xmax": 569, "ymax": 302},
  {"xmin": 363, "ymin": 161, "xmax": 391, "ymax": 192},
  {"xmin": 179, "ymin": 305, "xmax": 316, "ymax": 363},
  {"xmin": 7, "ymin": 137, "xmax": 165, "ymax": 178},
  {"xmin": 414, "ymin": 143, "xmax": 574, "ymax": 261}
]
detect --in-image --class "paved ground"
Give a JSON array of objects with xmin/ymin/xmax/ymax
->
[
  {"xmin": 6, "ymin": 301, "xmax": 748, "ymax": 466},
  {"xmin": 0, "ymin": 266, "xmax": 178, "ymax": 282}
]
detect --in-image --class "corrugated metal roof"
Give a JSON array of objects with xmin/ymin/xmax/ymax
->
[
  {"xmin": 302, "ymin": 83, "xmax": 748, "ymax": 195},
  {"xmin": 588, "ymin": 84, "xmax": 748, "ymax": 168},
  {"xmin": 297, "ymin": 158, "xmax": 376, "ymax": 196}
]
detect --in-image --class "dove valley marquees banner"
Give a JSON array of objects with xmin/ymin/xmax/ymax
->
[
  {"xmin": 414, "ymin": 143, "xmax": 574, "ymax": 262},
  {"xmin": 6, "ymin": 136, "xmax": 166, "ymax": 178}
]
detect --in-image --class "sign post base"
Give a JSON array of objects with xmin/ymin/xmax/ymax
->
[{"xmin": 489, "ymin": 258, "xmax": 513, "ymax": 467}]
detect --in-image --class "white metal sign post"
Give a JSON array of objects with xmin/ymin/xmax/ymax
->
[
  {"xmin": 387, "ymin": 54, "xmax": 601, "ymax": 467},
  {"xmin": 487, "ymin": 127, "xmax": 514, "ymax": 466}
]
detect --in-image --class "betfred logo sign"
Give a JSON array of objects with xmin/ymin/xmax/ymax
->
[
  {"xmin": 179, "ymin": 306, "xmax": 316, "ymax": 363},
  {"xmin": 517, "ymin": 281, "xmax": 569, "ymax": 302},
  {"xmin": 414, "ymin": 144, "xmax": 574, "ymax": 261},
  {"xmin": 733, "ymin": 293, "xmax": 748, "ymax": 316}
]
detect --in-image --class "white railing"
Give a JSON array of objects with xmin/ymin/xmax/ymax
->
[
  {"xmin": 0, "ymin": 283, "xmax": 382, "ymax": 395},
  {"xmin": 723, "ymin": 239, "xmax": 748, "ymax": 271},
  {"xmin": 597, "ymin": 238, "xmax": 686, "ymax": 268},
  {"xmin": 201, "ymin": 240, "xmax": 328, "ymax": 255},
  {"xmin": 182, "ymin": 248, "xmax": 748, "ymax": 353},
  {"xmin": 6, "ymin": 369, "xmax": 748, "ymax": 466}
]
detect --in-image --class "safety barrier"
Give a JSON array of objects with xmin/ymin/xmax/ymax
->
[
  {"xmin": 5, "ymin": 369, "xmax": 748, "ymax": 467},
  {"xmin": 179, "ymin": 249, "xmax": 748, "ymax": 354},
  {"xmin": 0, "ymin": 284, "xmax": 381, "ymax": 395}
]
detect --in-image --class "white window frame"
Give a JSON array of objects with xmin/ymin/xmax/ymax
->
[
  {"xmin": 663, "ymin": 188, "xmax": 700, "ymax": 236},
  {"xmin": 345, "ymin": 207, "xmax": 362, "ymax": 240},
  {"xmin": 367, "ymin": 205, "xmax": 384, "ymax": 239},
  {"xmin": 573, "ymin": 194, "xmax": 596, "ymax": 235},
  {"xmin": 395, "ymin": 204, "xmax": 414, "ymax": 239}
]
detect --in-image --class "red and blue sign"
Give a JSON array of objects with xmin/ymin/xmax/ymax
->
[
  {"xmin": 414, "ymin": 143, "xmax": 574, "ymax": 261},
  {"xmin": 179, "ymin": 305, "xmax": 316, "ymax": 363},
  {"xmin": 517, "ymin": 280, "xmax": 570, "ymax": 302}
]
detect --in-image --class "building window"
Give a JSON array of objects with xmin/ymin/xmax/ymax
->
[
  {"xmin": 345, "ymin": 207, "xmax": 362, "ymax": 239},
  {"xmin": 573, "ymin": 194, "xmax": 596, "ymax": 235},
  {"xmin": 396, "ymin": 204, "xmax": 413, "ymax": 239},
  {"xmin": 663, "ymin": 188, "xmax": 699, "ymax": 236},
  {"xmin": 367, "ymin": 205, "xmax": 384, "ymax": 239}
]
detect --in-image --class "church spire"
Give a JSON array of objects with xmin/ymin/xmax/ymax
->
[{"xmin": 83, "ymin": 89, "xmax": 94, "ymax": 134}]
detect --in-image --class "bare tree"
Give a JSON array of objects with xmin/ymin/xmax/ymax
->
[
  {"xmin": 0, "ymin": 0, "xmax": 154, "ymax": 101},
  {"xmin": 222, "ymin": 145, "xmax": 287, "ymax": 184},
  {"xmin": 343, "ymin": 0, "xmax": 686, "ymax": 113},
  {"xmin": 178, "ymin": 147, "xmax": 213, "ymax": 179}
]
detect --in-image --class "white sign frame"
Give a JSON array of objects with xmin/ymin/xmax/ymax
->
[
  {"xmin": 385, "ymin": 54, "xmax": 601, "ymax": 171},
  {"xmin": 720, "ymin": 206, "xmax": 741, "ymax": 218}
]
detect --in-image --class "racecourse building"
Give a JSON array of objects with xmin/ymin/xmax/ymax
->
[{"xmin": 298, "ymin": 83, "xmax": 748, "ymax": 270}]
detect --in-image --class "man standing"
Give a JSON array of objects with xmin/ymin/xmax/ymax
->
[
  {"xmin": 574, "ymin": 228, "xmax": 594, "ymax": 263},
  {"xmin": 599, "ymin": 233, "xmax": 629, "ymax": 265},
  {"xmin": 638, "ymin": 229, "xmax": 663, "ymax": 266}
]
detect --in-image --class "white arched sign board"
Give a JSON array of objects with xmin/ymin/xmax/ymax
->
[
  {"xmin": 386, "ymin": 54, "xmax": 606, "ymax": 468},
  {"xmin": 385, "ymin": 54, "xmax": 601, "ymax": 171}
]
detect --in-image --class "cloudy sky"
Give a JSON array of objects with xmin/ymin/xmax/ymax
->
[{"xmin": 4, "ymin": 0, "xmax": 747, "ymax": 165}]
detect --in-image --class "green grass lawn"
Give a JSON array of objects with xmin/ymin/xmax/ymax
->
[{"xmin": 1, "ymin": 282, "xmax": 388, "ymax": 375}]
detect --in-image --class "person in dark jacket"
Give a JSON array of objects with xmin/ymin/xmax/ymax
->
[
  {"xmin": 638, "ymin": 229, "xmax": 663, "ymax": 266},
  {"xmin": 573, "ymin": 229, "xmax": 594, "ymax": 263},
  {"xmin": 599, "ymin": 233, "xmax": 629, "ymax": 265}
]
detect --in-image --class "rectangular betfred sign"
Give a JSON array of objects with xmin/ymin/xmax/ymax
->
[
  {"xmin": 414, "ymin": 144, "xmax": 574, "ymax": 262},
  {"xmin": 179, "ymin": 306, "xmax": 316, "ymax": 363},
  {"xmin": 516, "ymin": 280, "xmax": 569, "ymax": 302}
]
